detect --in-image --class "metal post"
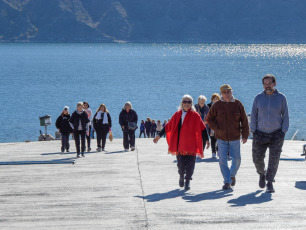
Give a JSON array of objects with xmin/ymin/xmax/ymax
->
[{"xmin": 45, "ymin": 125, "xmax": 48, "ymax": 135}]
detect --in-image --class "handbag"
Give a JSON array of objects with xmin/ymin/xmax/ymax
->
[
  {"xmin": 109, "ymin": 129, "xmax": 113, "ymax": 142},
  {"xmin": 128, "ymin": 121, "xmax": 138, "ymax": 131}
]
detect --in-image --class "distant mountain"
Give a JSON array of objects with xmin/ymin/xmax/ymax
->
[{"xmin": 0, "ymin": 0, "xmax": 306, "ymax": 43}]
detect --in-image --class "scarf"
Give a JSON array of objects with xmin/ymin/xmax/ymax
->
[{"xmin": 165, "ymin": 109, "xmax": 206, "ymax": 158}]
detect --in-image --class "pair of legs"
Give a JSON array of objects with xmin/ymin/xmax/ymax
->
[
  {"xmin": 217, "ymin": 139, "xmax": 241, "ymax": 185},
  {"xmin": 139, "ymin": 130, "xmax": 146, "ymax": 138},
  {"xmin": 151, "ymin": 131, "xmax": 156, "ymax": 138},
  {"xmin": 74, "ymin": 130, "xmax": 86, "ymax": 155},
  {"xmin": 146, "ymin": 130, "xmax": 151, "ymax": 138},
  {"xmin": 177, "ymin": 154, "xmax": 196, "ymax": 180},
  {"xmin": 123, "ymin": 130, "xmax": 135, "ymax": 149},
  {"xmin": 61, "ymin": 133, "xmax": 70, "ymax": 151},
  {"xmin": 252, "ymin": 130, "xmax": 285, "ymax": 183},
  {"xmin": 210, "ymin": 135, "xmax": 217, "ymax": 153},
  {"xmin": 86, "ymin": 125, "xmax": 91, "ymax": 150},
  {"xmin": 96, "ymin": 124, "xmax": 109, "ymax": 150}
]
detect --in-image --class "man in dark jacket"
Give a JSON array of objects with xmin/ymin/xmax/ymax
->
[
  {"xmin": 119, "ymin": 102, "xmax": 138, "ymax": 151},
  {"xmin": 207, "ymin": 84, "xmax": 249, "ymax": 190},
  {"xmin": 144, "ymin": 118, "xmax": 152, "ymax": 138},
  {"xmin": 56, "ymin": 106, "xmax": 72, "ymax": 152}
]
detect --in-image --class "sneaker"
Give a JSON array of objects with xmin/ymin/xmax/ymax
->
[
  {"xmin": 61, "ymin": 149, "xmax": 65, "ymax": 153},
  {"xmin": 212, "ymin": 153, "xmax": 217, "ymax": 158},
  {"xmin": 102, "ymin": 148, "xmax": 105, "ymax": 151},
  {"xmin": 81, "ymin": 152, "xmax": 85, "ymax": 157},
  {"xmin": 131, "ymin": 147, "xmax": 135, "ymax": 151},
  {"xmin": 266, "ymin": 182, "xmax": 275, "ymax": 193},
  {"xmin": 222, "ymin": 183, "xmax": 231, "ymax": 190},
  {"xmin": 76, "ymin": 153, "xmax": 81, "ymax": 158},
  {"xmin": 231, "ymin": 177, "xmax": 236, "ymax": 186},
  {"xmin": 97, "ymin": 147, "xmax": 102, "ymax": 152},
  {"xmin": 66, "ymin": 149, "xmax": 69, "ymax": 152},
  {"xmin": 184, "ymin": 179, "xmax": 190, "ymax": 190},
  {"xmin": 259, "ymin": 174, "xmax": 266, "ymax": 188},
  {"xmin": 124, "ymin": 149, "xmax": 129, "ymax": 152},
  {"xmin": 179, "ymin": 175, "xmax": 184, "ymax": 188},
  {"xmin": 87, "ymin": 148, "xmax": 91, "ymax": 152}
]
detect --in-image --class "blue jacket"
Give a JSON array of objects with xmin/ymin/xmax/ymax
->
[{"xmin": 250, "ymin": 89, "xmax": 289, "ymax": 133}]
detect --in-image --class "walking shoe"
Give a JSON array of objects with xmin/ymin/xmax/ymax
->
[
  {"xmin": 259, "ymin": 174, "xmax": 266, "ymax": 188},
  {"xmin": 266, "ymin": 182, "xmax": 275, "ymax": 193},
  {"xmin": 66, "ymin": 149, "xmax": 69, "ymax": 152},
  {"xmin": 97, "ymin": 147, "xmax": 102, "ymax": 152},
  {"xmin": 87, "ymin": 148, "xmax": 91, "ymax": 152},
  {"xmin": 184, "ymin": 179, "xmax": 190, "ymax": 190},
  {"xmin": 61, "ymin": 149, "xmax": 64, "ymax": 153},
  {"xmin": 212, "ymin": 153, "xmax": 217, "ymax": 158},
  {"xmin": 102, "ymin": 148, "xmax": 105, "ymax": 151},
  {"xmin": 231, "ymin": 177, "xmax": 236, "ymax": 186},
  {"xmin": 179, "ymin": 175, "xmax": 184, "ymax": 188},
  {"xmin": 81, "ymin": 152, "xmax": 85, "ymax": 157},
  {"xmin": 222, "ymin": 183, "xmax": 231, "ymax": 190},
  {"xmin": 124, "ymin": 149, "xmax": 129, "ymax": 152},
  {"xmin": 76, "ymin": 153, "xmax": 81, "ymax": 158},
  {"xmin": 131, "ymin": 146, "xmax": 135, "ymax": 151}
]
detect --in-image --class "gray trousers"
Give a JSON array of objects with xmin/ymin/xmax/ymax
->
[{"xmin": 252, "ymin": 129, "xmax": 285, "ymax": 183}]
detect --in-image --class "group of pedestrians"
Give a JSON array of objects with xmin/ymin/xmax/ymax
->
[
  {"xmin": 139, "ymin": 118, "xmax": 167, "ymax": 138},
  {"xmin": 154, "ymin": 74, "xmax": 289, "ymax": 193}
]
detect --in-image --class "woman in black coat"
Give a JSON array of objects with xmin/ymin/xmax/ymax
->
[
  {"xmin": 93, "ymin": 104, "xmax": 112, "ymax": 152},
  {"xmin": 56, "ymin": 106, "xmax": 72, "ymax": 153},
  {"xmin": 119, "ymin": 101, "xmax": 138, "ymax": 151}
]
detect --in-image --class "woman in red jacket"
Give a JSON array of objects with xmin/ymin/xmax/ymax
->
[{"xmin": 153, "ymin": 95, "xmax": 210, "ymax": 190}]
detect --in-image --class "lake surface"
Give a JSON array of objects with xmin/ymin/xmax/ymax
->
[{"xmin": 0, "ymin": 43, "xmax": 305, "ymax": 143}]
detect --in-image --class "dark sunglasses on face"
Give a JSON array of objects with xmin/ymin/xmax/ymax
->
[{"xmin": 183, "ymin": 101, "xmax": 192, "ymax": 104}]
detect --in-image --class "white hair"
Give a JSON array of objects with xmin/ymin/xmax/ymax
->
[
  {"xmin": 123, "ymin": 101, "xmax": 133, "ymax": 110},
  {"xmin": 178, "ymin": 94, "xmax": 195, "ymax": 111},
  {"xmin": 198, "ymin": 95, "xmax": 207, "ymax": 102}
]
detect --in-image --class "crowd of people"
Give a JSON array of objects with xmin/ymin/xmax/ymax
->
[{"xmin": 55, "ymin": 74, "xmax": 289, "ymax": 194}]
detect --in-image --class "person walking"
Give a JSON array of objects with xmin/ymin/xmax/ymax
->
[
  {"xmin": 83, "ymin": 101, "xmax": 93, "ymax": 152},
  {"xmin": 69, "ymin": 102, "xmax": 90, "ymax": 158},
  {"xmin": 194, "ymin": 95, "xmax": 210, "ymax": 157},
  {"xmin": 207, "ymin": 93, "xmax": 221, "ymax": 158},
  {"xmin": 139, "ymin": 120, "xmax": 146, "ymax": 138},
  {"xmin": 153, "ymin": 95, "xmax": 210, "ymax": 190},
  {"xmin": 250, "ymin": 74, "xmax": 289, "ymax": 193},
  {"xmin": 156, "ymin": 120, "xmax": 162, "ymax": 136},
  {"xmin": 162, "ymin": 120, "xmax": 167, "ymax": 137},
  {"xmin": 119, "ymin": 102, "xmax": 138, "ymax": 151},
  {"xmin": 55, "ymin": 106, "xmax": 72, "ymax": 153},
  {"xmin": 206, "ymin": 85, "xmax": 249, "ymax": 190},
  {"xmin": 145, "ymin": 118, "xmax": 152, "ymax": 138},
  {"xmin": 151, "ymin": 120, "xmax": 157, "ymax": 138},
  {"xmin": 93, "ymin": 104, "xmax": 112, "ymax": 152}
]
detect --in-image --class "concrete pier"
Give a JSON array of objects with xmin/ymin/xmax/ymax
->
[{"xmin": 0, "ymin": 139, "xmax": 305, "ymax": 229}]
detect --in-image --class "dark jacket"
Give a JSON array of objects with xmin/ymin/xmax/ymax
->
[
  {"xmin": 119, "ymin": 109, "xmax": 138, "ymax": 131},
  {"xmin": 93, "ymin": 111, "xmax": 112, "ymax": 130},
  {"xmin": 206, "ymin": 98, "xmax": 249, "ymax": 141},
  {"xmin": 56, "ymin": 114, "xmax": 72, "ymax": 134},
  {"xmin": 140, "ymin": 123, "xmax": 145, "ymax": 131},
  {"xmin": 194, "ymin": 103, "xmax": 209, "ymax": 121},
  {"xmin": 151, "ymin": 123, "xmax": 157, "ymax": 132},
  {"xmin": 69, "ymin": 110, "xmax": 90, "ymax": 131},
  {"xmin": 145, "ymin": 121, "xmax": 152, "ymax": 131}
]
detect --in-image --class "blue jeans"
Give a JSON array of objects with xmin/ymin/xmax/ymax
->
[{"xmin": 217, "ymin": 139, "xmax": 241, "ymax": 184}]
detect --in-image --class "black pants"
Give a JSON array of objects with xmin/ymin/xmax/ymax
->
[
  {"xmin": 202, "ymin": 130, "xmax": 209, "ymax": 150},
  {"xmin": 74, "ymin": 130, "xmax": 86, "ymax": 154},
  {"xmin": 96, "ymin": 124, "xmax": 109, "ymax": 149},
  {"xmin": 210, "ymin": 135, "xmax": 217, "ymax": 153},
  {"xmin": 151, "ymin": 130, "xmax": 156, "ymax": 138},
  {"xmin": 123, "ymin": 130, "xmax": 135, "ymax": 149},
  {"xmin": 61, "ymin": 133, "xmax": 70, "ymax": 151},
  {"xmin": 146, "ymin": 130, "xmax": 151, "ymax": 138},
  {"xmin": 139, "ymin": 130, "xmax": 146, "ymax": 138},
  {"xmin": 177, "ymin": 154, "xmax": 196, "ymax": 180},
  {"xmin": 86, "ymin": 125, "xmax": 91, "ymax": 149},
  {"xmin": 252, "ymin": 129, "xmax": 285, "ymax": 183}
]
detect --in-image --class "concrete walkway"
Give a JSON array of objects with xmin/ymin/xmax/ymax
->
[{"xmin": 0, "ymin": 139, "xmax": 305, "ymax": 229}]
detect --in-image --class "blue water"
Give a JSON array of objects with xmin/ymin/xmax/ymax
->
[{"xmin": 0, "ymin": 43, "xmax": 305, "ymax": 143}]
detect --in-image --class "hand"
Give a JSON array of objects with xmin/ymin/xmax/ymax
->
[
  {"xmin": 86, "ymin": 131, "xmax": 89, "ymax": 136},
  {"xmin": 153, "ymin": 136, "xmax": 161, "ymax": 143},
  {"xmin": 58, "ymin": 129, "xmax": 60, "ymax": 132},
  {"xmin": 206, "ymin": 140, "xmax": 210, "ymax": 149},
  {"xmin": 122, "ymin": 126, "xmax": 125, "ymax": 130},
  {"xmin": 241, "ymin": 138, "xmax": 247, "ymax": 144}
]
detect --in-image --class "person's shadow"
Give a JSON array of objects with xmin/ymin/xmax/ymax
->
[
  {"xmin": 135, "ymin": 189, "xmax": 187, "ymax": 202},
  {"xmin": 227, "ymin": 190, "xmax": 272, "ymax": 207},
  {"xmin": 182, "ymin": 189, "xmax": 233, "ymax": 202},
  {"xmin": 295, "ymin": 181, "xmax": 306, "ymax": 190}
]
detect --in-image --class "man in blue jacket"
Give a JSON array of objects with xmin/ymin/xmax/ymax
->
[{"xmin": 250, "ymin": 74, "xmax": 289, "ymax": 193}]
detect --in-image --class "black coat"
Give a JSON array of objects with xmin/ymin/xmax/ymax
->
[
  {"xmin": 56, "ymin": 114, "xmax": 72, "ymax": 134},
  {"xmin": 145, "ymin": 121, "xmax": 152, "ymax": 131},
  {"xmin": 69, "ymin": 110, "xmax": 90, "ymax": 131},
  {"xmin": 93, "ymin": 112, "xmax": 112, "ymax": 130},
  {"xmin": 119, "ymin": 109, "xmax": 138, "ymax": 131}
]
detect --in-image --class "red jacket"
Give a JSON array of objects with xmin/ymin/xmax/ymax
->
[{"xmin": 165, "ymin": 109, "xmax": 206, "ymax": 158}]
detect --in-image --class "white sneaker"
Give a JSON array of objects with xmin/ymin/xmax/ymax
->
[
  {"xmin": 124, "ymin": 149, "xmax": 129, "ymax": 152},
  {"xmin": 212, "ymin": 153, "xmax": 216, "ymax": 158},
  {"xmin": 131, "ymin": 147, "xmax": 135, "ymax": 151}
]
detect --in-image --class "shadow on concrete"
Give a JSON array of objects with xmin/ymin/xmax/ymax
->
[
  {"xmin": 280, "ymin": 158, "xmax": 305, "ymax": 162},
  {"xmin": 135, "ymin": 189, "xmax": 187, "ymax": 202},
  {"xmin": 295, "ymin": 181, "xmax": 306, "ymax": 190},
  {"xmin": 0, "ymin": 158, "xmax": 76, "ymax": 165},
  {"xmin": 196, "ymin": 158, "xmax": 219, "ymax": 163},
  {"xmin": 183, "ymin": 189, "xmax": 233, "ymax": 202},
  {"xmin": 106, "ymin": 150, "xmax": 127, "ymax": 154},
  {"xmin": 227, "ymin": 190, "xmax": 272, "ymax": 207},
  {"xmin": 41, "ymin": 151, "xmax": 95, "ymax": 156}
]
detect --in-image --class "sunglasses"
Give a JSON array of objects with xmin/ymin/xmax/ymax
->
[{"xmin": 183, "ymin": 101, "xmax": 192, "ymax": 104}]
